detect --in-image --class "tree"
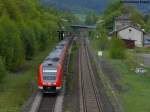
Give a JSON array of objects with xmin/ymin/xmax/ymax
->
[
  {"xmin": 102, "ymin": 1, "xmax": 123, "ymax": 30},
  {"xmin": 85, "ymin": 12, "xmax": 98, "ymax": 25},
  {"xmin": 0, "ymin": 15, "xmax": 25, "ymax": 70},
  {"xmin": 2, "ymin": 0, "xmax": 22, "ymax": 21},
  {"xmin": 0, "ymin": 57, "xmax": 6, "ymax": 83},
  {"xmin": 19, "ymin": 22, "xmax": 37, "ymax": 60},
  {"xmin": 98, "ymin": 28, "xmax": 108, "ymax": 50}
]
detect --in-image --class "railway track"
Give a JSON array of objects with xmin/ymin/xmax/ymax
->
[
  {"xmin": 78, "ymin": 38, "xmax": 115, "ymax": 112},
  {"xmin": 79, "ymin": 39, "xmax": 103, "ymax": 112},
  {"xmin": 38, "ymin": 94, "xmax": 56, "ymax": 112}
]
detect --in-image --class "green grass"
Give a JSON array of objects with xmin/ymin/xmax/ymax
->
[
  {"xmin": 66, "ymin": 44, "xmax": 76, "ymax": 93},
  {"xmin": 91, "ymin": 38, "xmax": 100, "ymax": 52},
  {"xmin": 111, "ymin": 59, "xmax": 150, "ymax": 112},
  {"xmin": 0, "ymin": 41, "xmax": 57, "ymax": 112},
  {"xmin": 134, "ymin": 47, "xmax": 150, "ymax": 54}
]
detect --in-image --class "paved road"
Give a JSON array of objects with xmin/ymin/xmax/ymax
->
[
  {"xmin": 136, "ymin": 53, "xmax": 150, "ymax": 67},
  {"xmin": 142, "ymin": 54, "xmax": 150, "ymax": 67}
]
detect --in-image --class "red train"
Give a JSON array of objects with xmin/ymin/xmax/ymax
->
[{"xmin": 38, "ymin": 40, "xmax": 69, "ymax": 93}]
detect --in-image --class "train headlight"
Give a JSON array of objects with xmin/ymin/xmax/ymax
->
[
  {"xmin": 53, "ymin": 82, "xmax": 56, "ymax": 85},
  {"xmin": 48, "ymin": 83, "xmax": 51, "ymax": 85}
]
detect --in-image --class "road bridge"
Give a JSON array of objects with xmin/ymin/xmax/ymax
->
[{"xmin": 71, "ymin": 25, "xmax": 96, "ymax": 37}]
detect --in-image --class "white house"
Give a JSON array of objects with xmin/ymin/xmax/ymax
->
[
  {"xmin": 109, "ymin": 14, "xmax": 150, "ymax": 48},
  {"xmin": 110, "ymin": 25, "xmax": 145, "ymax": 47}
]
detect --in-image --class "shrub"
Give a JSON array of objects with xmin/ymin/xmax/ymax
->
[{"xmin": 109, "ymin": 37, "xmax": 126, "ymax": 59}]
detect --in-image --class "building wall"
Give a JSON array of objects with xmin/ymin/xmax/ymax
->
[
  {"xmin": 118, "ymin": 27, "xmax": 143, "ymax": 47},
  {"xmin": 114, "ymin": 20, "xmax": 132, "ymax": 30}
]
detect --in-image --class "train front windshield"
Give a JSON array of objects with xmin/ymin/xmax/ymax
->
[{"xmin": 43, "ymin": 68, "xmax": 57, "ymax": 83}]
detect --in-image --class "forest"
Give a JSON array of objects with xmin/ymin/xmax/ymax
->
[{"xmin": 0, "ymin": 0, "xmax": 75, "ymax": 80}]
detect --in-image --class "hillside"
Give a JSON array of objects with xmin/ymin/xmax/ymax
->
[
  {"xmin": 134, "ymin": 3, "xmax": 150, "ymax": 13},
  {"xmin": 41, "ymin": 0, "xmax": 109, "ymax": 14},
  {"xmin": 41, "ymin": 0, "xmax": 150, "ymax": 14}
]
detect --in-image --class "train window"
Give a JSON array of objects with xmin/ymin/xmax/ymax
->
[
  {"xmin": 51, "ymin": 57, "xmax": 59, "ymax": 62},
  {"xmin": 60, "ymin": 44, "xmax": 65, "ymax": 46},
  {"xmin": 43, "ymin": 72, "xmax": 56, "ymax": 76},
  {"xmin": 43, "ymin": 69, "xmax": 57, "ymax": 73},
  {"xmin": 43, "ymin": 69, "xmax": 57, "ymax": 82}
]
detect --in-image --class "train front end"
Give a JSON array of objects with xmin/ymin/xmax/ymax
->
[{"xmin": 38, "ymin": 63, "xmax": 63, "ymax": 93}]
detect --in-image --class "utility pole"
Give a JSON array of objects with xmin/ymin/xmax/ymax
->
[{"xmin": 58, "ymin": 30, "xmax": 65, "ymax": 40}]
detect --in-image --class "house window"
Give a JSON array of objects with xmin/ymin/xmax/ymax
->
[{"xmin": 129, "ymin": 29, "xmax": 132, "ymax": 32}]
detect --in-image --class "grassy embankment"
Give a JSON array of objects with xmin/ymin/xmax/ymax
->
[
  {"xmin": 64, "ymin": 41, "xmax": 79, "ymax": 112},
  {"xmin": 0, "ymin": 41, "xmax": 56, "ymax": 112}
]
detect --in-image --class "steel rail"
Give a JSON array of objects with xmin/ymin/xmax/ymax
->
[{"xmin": 79, "ymin": 38, "xmax": 103, "ymax": 112}]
